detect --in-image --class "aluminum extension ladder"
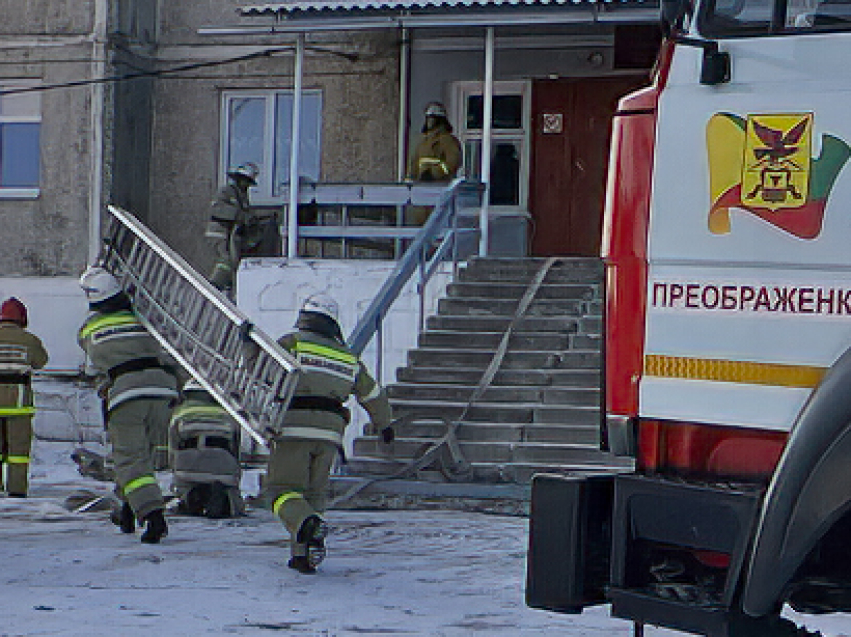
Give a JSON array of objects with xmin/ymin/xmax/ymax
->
[{"xmin": 99, "ymin": 204, "xmax": 301, "ymax": 450}]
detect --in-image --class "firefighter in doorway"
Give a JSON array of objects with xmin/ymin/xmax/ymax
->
[
  {"xmin": 78, "ymin": 266, "xmax": 178, "ymax": 543},
  {"xmin": 265, "ymin": 293, "xmax": 394, "ymax": 573},
  {"xmin": 406, "ymin": 101, "xmax": 463, "ymax": 225},
  {"xmin": 205, "ymin": 162, "xmax": 260, "ymax": 296},
  {"xmin": 0, "ymin": 298, "xmax": 48, "ymax": 497}
]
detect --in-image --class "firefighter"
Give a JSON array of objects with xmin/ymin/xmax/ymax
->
[
  {"xmin": 205, "ymin": 162, "xmax": 260, "ymax": 295},
  {"xmin": 78, "ymin": 266, "xmax": 178, "ymax": 543},
  {"xmin": 406, "ymin": 101, "xmax": 463, "ymax": 225},
  {"xmin": 169, "ymin": 380, "xmax": 244, "ymax": 519},
  {"xmin": 0, "ymin": 298, "xmax": 48, "ymax": 497},
  {"xmin": 266, "ymin": 293, "xmax": 394, "ymax": 574}
]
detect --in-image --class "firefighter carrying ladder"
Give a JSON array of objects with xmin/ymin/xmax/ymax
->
[{"xmin": 98, "ymin": 204, "xmax": 301, "ymax": 450}]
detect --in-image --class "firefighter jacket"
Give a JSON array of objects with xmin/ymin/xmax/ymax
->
[
  {"xmin": 0, "ymin": 323, "xmax": 48, "ymax": 417},
  {"xmin": 78, "ymin": 310, "xmax": 178, "ymax": 412},
  {"xmin": 407, "ymin": 125, "xmax": 463, "ymax": 182},
  {"xmin": 206, "ymin": 182, "xmax": 250, "ymax": 242},
  {"xmin": 277, "ymin": 317, "xmax": 392, "ymax": 448}
]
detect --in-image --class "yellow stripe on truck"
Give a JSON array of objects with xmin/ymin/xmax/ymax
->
[{"xmin": 644, "ymin": 354, "xmax": 826, "ymax": 388}]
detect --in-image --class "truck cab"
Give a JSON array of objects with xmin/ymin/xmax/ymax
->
[{"xmin": 526, "ymin": 0, "xmax": 851, "ymax": 634}]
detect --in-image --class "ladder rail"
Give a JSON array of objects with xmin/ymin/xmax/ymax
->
[{"xmin": 101, "ymin": 205, "xmax": 301, "ymax": 449}]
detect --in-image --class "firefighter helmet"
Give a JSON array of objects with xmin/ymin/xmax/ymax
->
[
  {"xmin": 0, "ymin": 297, "xmax": 27, "ymax": 327},
  {"xmin": 301, "ymin": 292, "xmax": 340, "ymax": 323},
  {"xmin": 79, "ymin": 266, "xmax": 122, "ymax": 304},
  {"xmin": 424, "ymin": 102, "xmax": 447, "ymax": 118},
  {"xmin": 227, "ymin": 162, "xmax": 259, "ymax": 186}
]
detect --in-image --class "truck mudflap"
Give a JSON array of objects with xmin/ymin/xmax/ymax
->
[
  {"xmin": 743, "ymin": 346, "xmax": 851, "ymax": 618},
  {"xmin": 525, "ymin": 472, "xmax": 614, "ymax": 613},
  {"xmin": 608, "ymin": 475, "xmax": 762, "ymax": 636}
]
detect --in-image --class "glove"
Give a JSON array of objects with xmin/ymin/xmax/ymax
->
[{"xmin": 380, "ymin": 426, "xmax": 395, "ymax": 444}]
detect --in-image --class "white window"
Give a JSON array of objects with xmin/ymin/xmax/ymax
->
[
  {"xmin": 0, "ymin": 81, "xmax": 41, "ymax": 198},
  {"xmin": 221, "ymin": 90, "xmax": 322, "ymax": 204},
  {"xmin": 453, "ymin": 81, "xmax": 531, "ymax": 211}
]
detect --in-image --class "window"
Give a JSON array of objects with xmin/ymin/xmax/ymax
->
[
  {"xmin": 221, "ymin": 90, "xmax": 322, "ymax": 204},
  {"xmin": 454, "ymin": 81, "xmax": 530, "ymax": 210},
  {"xmin": 701, "ymin": 0, "xmax": 851, "ymax": 35},
  {"xmin": 0, "ymin": 81, "xmax": 40, "ymax": 198}
]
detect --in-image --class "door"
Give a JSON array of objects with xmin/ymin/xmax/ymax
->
[{"xmin": 530, "ymin": 77, "xmax": 647, "ymax": 256}]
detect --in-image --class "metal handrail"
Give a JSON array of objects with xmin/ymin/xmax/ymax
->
[{"xmin": 347, "ymin": 178, "xmax": 484, "ymax": 358}]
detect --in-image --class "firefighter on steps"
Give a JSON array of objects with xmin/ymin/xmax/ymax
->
[
  {"xmin": 266, "ymin": 293, "xmax": 395, "ymax": 573},
  {"xmin": 78, "ymin": 266, "xmax": 178, "ymax": 543},
  {"xmin": 0, "ymin": 298, "xmax": 47, "ymax": 497}
]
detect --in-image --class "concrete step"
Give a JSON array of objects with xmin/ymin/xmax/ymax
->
[
  {"xmin": 340, "ymin": 456, "xmax": 630, "ymax": 487},
  {"xmin": 570, "ymin": 333, "xmax": 602, "ymax": 349},
  {"xmin": 446, "ymin": 281, "xmax": 597, "ymax": 301},
  {"xmin": 407, "ymin": 348, "xmax": 601, "ymax": 370},
  {"xmin": 459, "ymin": 257, "xmax": 603, "ymax": 285},
  {"xmin": 395, "ymin": 366, "xmax": 601, "ymax": 387},
  {"xmin": 418, "ymin": 330, "xmax": 572, "ymax": 351},
  {"xmin": 353, "ymin": 438, "xmax": 606, "ymax": 465},
  {"xmin": 387, "ymin": 382, "xmax": 600, "ymax": 406},
  {"xmin": 437, "ymin": 296, "xmax": 589, "ymax": 317},
  {"xmin": 385, "ymin": 419, "xmax": 601, "ymax": 444},
  {"xmin": 389, "ymin": 399, "xmax": 601, "ymax": 426},
  {"xmin": 426, "ymin": 314, "xmax": 584, "ymax": 334}
]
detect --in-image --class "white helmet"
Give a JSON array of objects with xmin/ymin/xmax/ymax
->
[
  {"xmin": 79, "ymin": 266, "xmax": 122, "ymax": 304},
  {"xmin": 227, "ymin": 162, "xmax": 259, "ymax": 185},
  {"xmin": 301, "ymin": 292, "xmax": 340, "ymax": 323},
  {"xmin": 424, "ymin": 101, "xmax": 447, "ymax": 118}
]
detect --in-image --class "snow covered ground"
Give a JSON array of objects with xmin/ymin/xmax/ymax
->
[{"xmin": 0, "ymin": 440, "xmax": 848, "ymax": 637}]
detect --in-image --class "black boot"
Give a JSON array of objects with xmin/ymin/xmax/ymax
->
[
  {"xmin": 297, "ymin": 515, "xmax": 328, "ymax": 569},
  {"xmin": 110, "ymin": 502, "xmax": 136, "ymax": 534},
  {"xmin": 140, "ymin": 509, "xmax": 168, "ymax": 544},
  {"xmin": 287, "ymin": 556, "xmax": 317, "ymax": 574}
]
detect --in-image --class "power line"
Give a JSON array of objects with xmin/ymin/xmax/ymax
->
[{"xmin": 0, "ymin": 46, "xmax": 295, "ymax": 97}]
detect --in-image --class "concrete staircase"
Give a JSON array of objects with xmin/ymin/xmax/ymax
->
[{"xmin": 345, "ymin": 256, "xmax": 631, "ymax": 486}]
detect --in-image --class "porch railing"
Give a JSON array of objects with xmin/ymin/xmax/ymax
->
[{"xmin": 345, "ymin": 178, "xmax": 484, "ymax": 357}]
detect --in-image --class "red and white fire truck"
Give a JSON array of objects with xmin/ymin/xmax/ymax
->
[{"xmin": 526, "ymin": 0, "xmax": 851, "ymax": 634}]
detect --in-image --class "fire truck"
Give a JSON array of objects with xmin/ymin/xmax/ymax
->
[{"xmin": 526, "ymin": 0, "xmax": 851, "ymax": 634}]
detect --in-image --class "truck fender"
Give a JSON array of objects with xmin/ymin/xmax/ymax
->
[{"xmin": 742, "ymin": 346, "xmax": 851, "ymax": 617}]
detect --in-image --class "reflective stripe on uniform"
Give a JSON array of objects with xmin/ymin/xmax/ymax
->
[
  {"xmin": 124, "ymin": 475, "xmax": 157, "ymax": 496},
  {"xmin": 362, "ymin": 382, "xmax": 382, "ymax": 401},
  {"xmin": 0, "ymin": 406, "xmax": 35, "ymax": 416},
  {"xmin": 273, "ymin": 491, "xmax": 304, "ymax": 517},
  {"xmin": 276, "ymin": 426, "xmax": 343, "ymax": 446},
  {"xmin": 418, "ymin": 157, "xmax": 451, "ymax": 176},
  {"xmin": 79, "ymin": 311, "xmax": 139, "ymax": 340},
  {"xmin": 4, "ymin": 455, "xmax": 29, "ymax": 465},
  {"xmin": 293, "ymin": 341, "xmax": 359, "ymax": 382},
  {"xmin": 293, "ymin": 341, "xmax": 357, "ymax": 365},
  {"xmin": 172, "ymin": 405, "xmax": 228, "ymax": 420}
]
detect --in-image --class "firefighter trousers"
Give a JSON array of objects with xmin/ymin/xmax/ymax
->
[
  {"xmin": 265, "ymin": 438, "xmax": 336, "ymax": 558},
  {"xmin": 108, "ymin": 397, "xmax": 172, "ymax": 521},
  {"xmin": 0, "ymin": 415, "xmax": 32, "ymax": 496}
]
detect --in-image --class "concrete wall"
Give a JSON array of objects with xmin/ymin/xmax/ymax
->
[
  {"xmin": 148, "ymin": 6, "xmax": 402, "ymax": 275},
  {"xmin": 0, "ymin": 0, "xmax": 102, "ymax": 276}
]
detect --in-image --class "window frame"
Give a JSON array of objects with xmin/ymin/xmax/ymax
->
[
  {"xmin": 699, "ymin": 0, "xmax": 851, "ymax": 37},
  {"xmin": 452, "ymin": 80, "xmax": 532, "ymax": 213},
  {"xmin": 219, "ymin": 89, "xmax": 323, "ymax": 206},
  {"xmin": 0, "ymin": 80, "xmax": 41, "ymax": 199}
]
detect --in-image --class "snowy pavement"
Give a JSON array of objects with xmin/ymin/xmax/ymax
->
[{"xmin": 0, "ymin": 440, "xmax": 848, "ymax": 637}]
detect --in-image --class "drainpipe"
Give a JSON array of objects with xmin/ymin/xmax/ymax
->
[
  {"xmin": 287, "ymin": 33, "xmax": 305, "ymax": 259},
  {"xmin": 396, "ymin": 27, "xmax": 410, "ymax": 182},
  {"xmin": 479, "ymin": 26, "xmax": 494, "ymax": 257},
  {"xmin": 88, "ymin": 0, "xmax": 108, "ymax": 264}
]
